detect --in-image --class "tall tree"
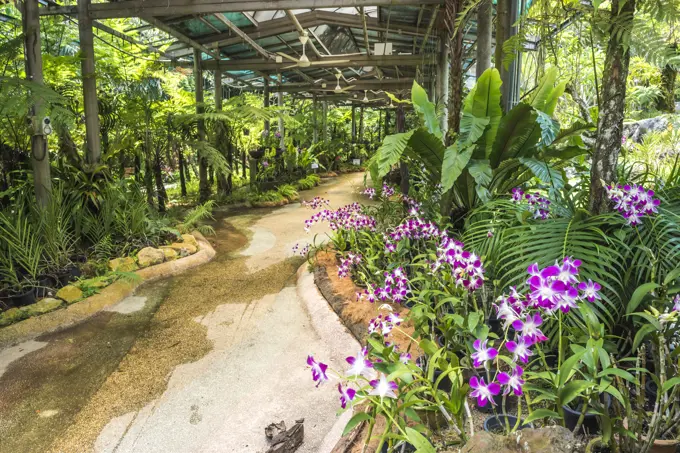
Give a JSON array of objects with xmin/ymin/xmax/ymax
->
[
  {"xmin": 22, "ymin": 0, "xmax": 52, "ymax": 207},
  {"xmin": 476, "ymin": 0, "xmax": 493, "ymax": 78},
  {"xmin": 589, "ymin": 0, "xmax": 636, "ymax": 214}
]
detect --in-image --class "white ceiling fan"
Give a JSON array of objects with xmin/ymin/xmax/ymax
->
[
  {"xmin": 333, "ymin": 72, "xmax": 355, "ymax": 93},
  {"xmin": 360, "ymin": 90, "xmax": 382, "ymax": 104},
  {"xmin": 277, "ymin": 31, "xmax": 350, "ymax": 69}
]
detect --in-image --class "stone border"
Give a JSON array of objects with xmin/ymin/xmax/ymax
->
[
  {"xmin": 296, "ymin": 264, "xmax": 360, "ymax": 453},
  {"xmin": 0, "ymin": 231, "xmax": 216, "ymax": 350}
]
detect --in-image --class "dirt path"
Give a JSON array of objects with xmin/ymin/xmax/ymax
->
[{"xmin": 0, "ymin": 173, "xmax": 365, "ymax": 453}]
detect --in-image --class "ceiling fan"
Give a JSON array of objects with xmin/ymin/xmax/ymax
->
[
  {"xmin": 277, "ymin": 31, "xmax": 350, "ymax": 69},
  {"xmin": 333, "ymin": 72, "xmax": 355, "ymax": 93},
  {"xmin": 354, "ymin": 90, "xmax": 382, "ymax": 104}
]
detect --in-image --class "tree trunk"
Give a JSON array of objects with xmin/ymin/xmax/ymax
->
[
  {"xmin": 656, "ymin": 61, "xmax": 676, "ymax": 113},
  {"xmin": 476, "ymin": 0, "xmax": 493, "ymax": 78},
  {"xmin": 143, "ymin": 155, "xmax": 155, "ymax": 209},
  {"xmin": 178, "ymin": 143, "xmax": 187, "ymax": 197},
  {"xmin": 589, "ymin": 0, "xmax": 636, "ymax": 214},
  {"xmin": 227, "ymin": 141, "xmax": 234, "ymax": 194},
  {"xmin": 447, "ymin": 0, "xmax": 465, "ymax": 134},
  {"xmin": 153, "ymin": 152, "xmax": 167, "ymax": 213},
  {"xmin": 22, "ymin": 0, "xmax": 51, "ymax": 207}
]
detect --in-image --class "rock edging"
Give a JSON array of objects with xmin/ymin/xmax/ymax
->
[{"xmin": 0, "ymin": 231, "xmax": 216, "ymax": 350}]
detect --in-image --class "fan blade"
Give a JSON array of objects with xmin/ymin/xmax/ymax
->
[
  {"xmin": 340, "ymin": 85, "xmax": 356, "ymax": 92},
  {"xmin": 310, "ymin": 59, "xmax": 350, "ymax": 66},
  {"xmin": 277, "ymin": 52, "xmax": 299, "ymax": 63},
  {"xmin": 282, "ymin": 63, "xmax": 299, "ymax": 70}
]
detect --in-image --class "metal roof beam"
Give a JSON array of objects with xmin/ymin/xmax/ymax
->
[
  {"xmin": 268, "ymin": 78, "xmax": 419, "ymax": 93},
  {"xmin": 180, "ymin": 54, "xmax": 435, "ymax": 71},
  {"xmin": 143, "ymin": 15, "xmax": 219, "ymax": 59},
  {"xmin": 41, "ymin": 0, "xmax": 443, "ymax": 18},
  {"xmin": 213, "ymin": 12, "xmax": 273, "ymax": 60},
  {"xmin": 165, "ymin": 10, "xmax": 434, "ymax": 57}
]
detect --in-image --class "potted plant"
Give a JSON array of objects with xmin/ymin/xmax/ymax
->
[
  {"xmin": 483, "ymin": 414, "xmax": 533, "ymax": 434},
  {"xmin": 607, "ymin": 293, "xmax": 680, "ymax": 453}
]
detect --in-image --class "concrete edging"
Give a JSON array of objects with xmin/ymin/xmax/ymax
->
[
  {"xmin": 0, "ymin": 231, "xmax": 216, "ymax": 350},
  {"xmin": 296, "ymin": 263, "xmax": 359, "ymax": 453}
]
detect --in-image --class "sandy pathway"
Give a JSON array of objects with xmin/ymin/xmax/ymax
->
[{"xmin": 0, "ymin": 173, "xmax": 366, "ymax": 453}]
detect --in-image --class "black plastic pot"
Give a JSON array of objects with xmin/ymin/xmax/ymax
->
[
  {"xmin": 487, "ymin": 313, "xmax": 503, "ymax": 337},
  {"xmin": 9, "ymin": 288, "xmax": 36, "ymax": 308},
  {"xmin": 275, "ymin": 147, "xmax": 285, "ymax": 158},
  {"xmin": 484, "ymin": 414, "xmax": 533, "ymax": 434},
  {"xmin": 433, "ymin": 369, "xmax": 452, "ymax": 393},
  {"xmin": 249, "ymin": 148, "xmax": 265, "ymax": 159},
  {"xmin": 56, "ymin": 265, "xmax": 81, "ymax": 287},
  {"xmin": 36, "ymin": 274, "xmax": 58, "ymax": 298},
  {"xmin": 70, "ymin": 253, "xmax": 87, "ymax": 263},
  {"xmin": 563, "ymin": 394, "xmax": 611, "ymax": 435}
]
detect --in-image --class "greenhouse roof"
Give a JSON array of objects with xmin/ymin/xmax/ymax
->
[{"xmin": 40, "ymin": 0, "xmax": 469, "ymax": 100}]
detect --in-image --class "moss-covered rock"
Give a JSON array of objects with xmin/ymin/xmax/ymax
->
[
  {"xmin": 181, "ymin": 234, "xmax": 198, "ymax": 247},
  {"xmin": 160, "ymin": 247, "xmax": 179, "ymax": 261},
  {"xmin": 21, "ymin": 298, "xmax": 63, "ymax": 317},
  {"xmin": 77, "ymin": 278, "xmax": 109, "ymax": 290},
  {"xmin": 55, "ymin": 285, "xmax": 84, "ymax": 304},
  {"xmin": 0, "ymin": 308, "xmax": 28, "ymax": 327},
  {"xmin": 137, "ymin": 247, "xmax": 165, "ymax": 268},
  {"xmin": 168, "ymin": 242, "xmax": 197, "ymax": 256},
  {"xmin": 108, "ymin": 257, "xmax": 138, "ymax": 273}
]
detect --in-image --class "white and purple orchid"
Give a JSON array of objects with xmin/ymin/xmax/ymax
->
[
  {"xmin": 369, "ymin": 374, "xmax": 399, "ymax": 399},
  {"xmin": 307, "ymin": 355, "xmax": 329, "ymax": 386},
  {"xmin": 338, "ymin": 384, "xmax": 356, "ymax": 409},
  {"xmin": 498, "ymin": 365, "xmax": 525, "ymax": 396},
  {"xmin": 471, "ymin": 338, "xmax": 499, "ymax": 368},
  {"xmin": 469, "ymin": 376, "xmax": 501, "ymax": 407}
]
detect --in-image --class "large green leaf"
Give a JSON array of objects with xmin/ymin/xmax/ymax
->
[
  {"xmin": 544, "ymin": 81, "xmax": 567, "ymax": 116},
  {"xmin": 411, "ymin": 81, "xmax": 442, "ymax": 140},
  {"xmin": 464, "ymin": 68, "xmax": 502, "ymax": 159},
  {"xmin": 405, "ymin": 427, "xmax": 436, "ymax": 453},
  {"xmin": 375, "ymin": 130, "xmax": 415, "ymax": 176},
  {"xmin": 626, "ymin": 282, "xmax": 660, "ymax": 314},
  {"xmin": 342, "ymin": 412, "xmax": 372, "ymax": 436},
  {"xmin": 518, "ymin": 157, "xmax": 565, "ymax": 189},
  {"xmin": 530, "ymin": 67, "xmax": 557, "ymax": 113},
  {"xmin": 489, "ymin": 103, "xmax": 539, "ymax": 169},
  {"xmin": 441, "ymin": 143, "xmax": 474, "ymax": 192},
  {"xmin": 405, "ymin": 128, "xmax": 446, "ymax": 177},
  {"xmin": 524, "ymin": 409, "xmax": 561, "ymax": 424},
  {"xmin": 558, "ymin": 381, "xmax": 593, "ymax": 406},
  {"xmin": 460, "ymin": 113, "xmax": 491, "ymax": 145}
]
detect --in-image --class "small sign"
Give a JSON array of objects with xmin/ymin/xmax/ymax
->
[
  {"xmin": 352, "ymin": 159, "xmax": 361, "ymax": 166},
  {"xmin": 124, "ymin": 167, "xmax": 135, "ymax": 176},
  {"xmin": 311, "ymin": 163, "xmax": 319, "ymax": 169}
]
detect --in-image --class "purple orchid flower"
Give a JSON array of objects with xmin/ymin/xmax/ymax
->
[
  {"xmin": 369, "ymin": 374, "xmax": 398, "ymax": 399},
  {"xmin": 497, "ymin": 365, "xmax": 525, "ymax": 396},
  {"xmin": 346, "ymin": 347, "xmax": 373, "ymax": 377},
  {"xmin": 471, "ymin": 339, "xmax": 498, "ymax": 368},
  {"xmin": 578, "ymin": 279, "xmax": 601, "ymax": 302},
  {"xmin": 469, "ymin": 376, "xmax": 501, "ymax": 407},
  {"xmin": 512, "ymin": 313, "xmax": 548, "ymax": 343},
  {"xmin": 338, "ymin": 384, "xmax": 356, "ymax": 409},
  {"xmin": 506, "ymin": 335, "xmax": 535, "ymax": 364},
  {"xmin": 399, "ymin": 353, "xmax": 411, "ymax": 364},
  {"xmin": 307, "ymin": 355, "xmax": 329, "ymax": 386},
  {"xmin": 673, "ymin": 294, "xmax": 680, "ymax": 312},
  {"xmin": 386, "ymin": 312, "xmax": 404, "ymax": 326},
  {"xmin": 555, "ymin": 286, "xmax": 579, "ymax": 313}
]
